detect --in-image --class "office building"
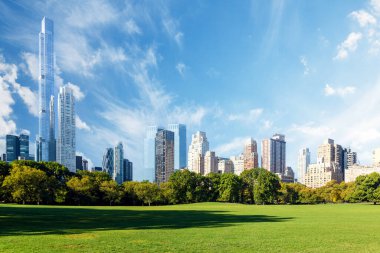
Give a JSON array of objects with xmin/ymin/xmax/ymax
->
[
  {"xmin": 297, "ymin": 148, "xmax": 310, "ymax": 184},
  {"xmin": 188, "ymin": 131, "xmax": 209, "ymax": 174},
  {"xmin": 57, "ymin": 86, "xmax": 76, "ymax": 172},
  {"xmin": 93, "ymin": 166, "xmax": 103, "ymax": 172},
  {"xmin": 167, "ymin": 124, "xmax": 187, "ymax": 170},
  {"xmin": 143, "ymin": 126, "xmax": 163, "ymax": 182},
  {"xmin": 277, "ymin": 166, "xmax": 295, "ymax": 183},
  {"xmin": 82, "ymin": 159, "xmax": 88, "ymax": 171},
  {"xmin": 123, "ymin": 159, "xmax": 133, "ymax": 181},
  {"xmin": 204, "ymin": 151, "xmax": 218, "ymax": 175},
  {"xmin": 36, "ymin": 17, "xmax": 56, "ymax": 162},
  {"xmin": 113, "ymin": 142, "xmax": 124, "ymax": 184},
  {"xmin": 304, "ymin": 162, "xmax": 343, "ymax": 188},
  {"xmin": 102, "ymin": 148, "xmax": 114, "ymax": 176},
  {"xmin": 76, "ymin": 156, "xmax": 83, "ymax": 171},
  {"xmin": 231, "ymin": 154, "xmax": 245, "ymax": 176},
  {"xmin": 345, "ymin": 165, "xmax": 380, "ymax": 182},
  {"xmin": 218, "ymin": 158, "xmax": 234, "ymax": 174},
  {"xmin": 243, "ymin": 138, "xmax": 259, "ymax": 170},
  {"xmin": 343, "ymin": 148, "xmax": 357, "ymax": 170},
  {"xmin": 155, "ymin": 130, "xmax": 174, "ymax": 184},
  {"xmin": 373, "ymin": 148, "xmax": 380, "ymax": 166},
  {"xmin": 261, "ymin": 134, "xmax": 286, "ymax": 174},
  {"xmin": 1, "ymin": 154, "xmax": 6, "ymax": 162},
  {"xmin": 6, "ymin": 133, "xmax": 30, "ymax": 162}
]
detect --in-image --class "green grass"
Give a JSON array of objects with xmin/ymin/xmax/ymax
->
[{"xmin": 0, "ymin": 203, "xmax": 379, "ymax": 252}]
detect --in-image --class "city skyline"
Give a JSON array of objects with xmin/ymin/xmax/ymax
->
[{"xmin": 2, "ymin": 1, "xmax": 380, "ymax": 175}]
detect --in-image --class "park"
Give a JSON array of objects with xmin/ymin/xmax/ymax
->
[{"xmin": 0, "ymin": 202, "xmax": 380, "ymax": 252}]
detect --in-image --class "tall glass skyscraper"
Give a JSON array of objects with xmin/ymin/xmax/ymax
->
[
  {"xmin": 113, "ymin": 142, "xmax": 124, "ymax": 184},
  {"xmin": 6, "ymin": 134, "xmax": 30, "ymax": 162},
  {"xmin": 36, "ymin": 17, "xmax": 56, "ymax": 162},
  {"xmin": 142, "ymin": 126, "xmax": 163, "ymax": 182},
  {"xmin": 102, "ymin": 148, "xmax": 114, "ymax": 175},
  {"xmin": 57, "ymin": 86, "xmax": 76, "ymax": 172},
  {"xmin": 167, "ymin": 124, "xmax": 187, "ymax": 170}
]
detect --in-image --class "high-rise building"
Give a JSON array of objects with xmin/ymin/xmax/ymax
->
[
  {"xmin": 123, "ymin": 159, "xmax": 133, "ymax": 181},
  {"xmin": 218, "ymin": 158, "xmax": 234, "ymax": 174},
  {"xmin": 261, "ymin": 134, "xmax": 286, "ymax": 174},
  {"xmin": 373, "ymin": 148, "xmax": 380, "ymax": 166},
  {"xmin": 277, "ymin": 166, "xmax": 295, "ymax": 183},
  {"xmin": 102, "ymin": 148, "xmax": 114, "ymax": 175},
  {"xmin": 36, "ymin": 17, "xmax": 55, "ymax": 162},
  {"xmin": 343, "ymin": 148, "xmax": 357, "ymax": 170},
  {"xmin": 113, "ymin": 142, "xmax": 124, "ymax": 184},
  {"xmin": 304, "ymin": 162, "xmax": 343, "ymax": 188},
  {"xmin": 188, "ymin": 131, "xmax": 209, "ymax": 174},
  {"xmin": 204, "ymin": 151, "xmax": 218, "ymax": 175},
  {"xmin": 76, "ymin": 155, "xmax": 83, "ymax": 171},
  {"xmin": 155, "ymin": 130, "xmax": 174, "ymax": 184},
  {"xmin": 167, "ymin": 124, "xmax": 187, "ymax": 170},
  {"xmin": 6, "ymin": 133, "xmax": 30, "ymax": 162},
  {"xmin": 143, "ymin": 126, "xmax": 163, "ymax": 182},
  {"xmin": 6, "ymin": 135, "xmax": 19, "ymax": 162},
  {"xmin": 243, "ymin": 138, "xmax": 259, "ymax": 170},
  {"xmin": 317, "ymin": 139, "xmax": 335, "ymax": 164},
  {"xmin": 345, "ymin": 164, "xmax": 380, "ymax": 182},
  {"xmin": 57, "ymin": 86, "xmax": 76, "ymax": 172},
  {"xmin": 1, "ymin": 154, "xmax": 6, "ymax": 162},
  {"xmin": 82, "ymin": 159, "xmax": 88, "ymax": 171},
  {"xmin": 297, "ymin": 148, "xmax": 310, "ymax": 184},
  {"xmin": 230, "ymin": 154, "xmax": 245, "ymax": 175}
]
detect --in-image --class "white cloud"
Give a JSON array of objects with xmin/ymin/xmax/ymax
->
[
  {"xmin": 324, "ymin": 84, "xmax": 356, "ymax": 97},
  {"xmin": 125, "ymin": 19, "xmax": 141, "ymax": 35},
  {"xmin": 20, "ymin": 52, "xmax": 38, "ymax": 81},
  {"xmin": 162, "ymin": 17, "xmax": 183, "ymax": 47},
  {"xmin": 334, "ymin": 32, "xmax": 362, "ymax": 60},
  {"xmin": 299, "ymin": 55, "xmax": 310, "ymax": 75},
  {"xmin": 228, "ymin": 108, "xmax": 263, "ymax": 123},
  {"xmin": 175, "ymin": 62, "xmax": 186, "ymax": 77},
  {"xmin": 349, "ymin": 10, "xmax": 376, "ymax": 27},
  {"xmin": 371, "ymin": 0, "xmax": 380, "ymax": 15},
  {"xmin": 215, "ymin": 137, "xmax": 249, "ymax": 157},
  {"xmin": 76, "ymin": 115, "xmax": 91, "ymax": 131},
  {"xmin": 289, "ymin": 122, "xmax": 335, "ymax": 137},
  {"xmin": 67, "ymin": 82, "xmax": 85, "ymax": 101}
]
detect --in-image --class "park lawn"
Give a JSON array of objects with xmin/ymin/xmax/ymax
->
[{"xmin": 0, "ymin": 203, "xmax": 379, "ymax": 253}]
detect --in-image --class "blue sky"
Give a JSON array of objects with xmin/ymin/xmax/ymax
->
[{"xmin": 1, "ymin": 0, "xmax": 380, "ymax": 178}]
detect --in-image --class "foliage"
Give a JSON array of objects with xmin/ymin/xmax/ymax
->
[
  {"xmin": 254, "ymin": 168, "xmax": 281, "ymax": 204},
  {"xmin": 218, "ymin": 173, "xmax": 242, "ymax": 203}
]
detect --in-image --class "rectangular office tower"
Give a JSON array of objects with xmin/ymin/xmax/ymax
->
[
  {"xmin": 155, "ymin": 130, "xmax": 174, "ymax": 184},
  {"xmin": 167, "ymin": 124, "xmax": 187, "ymax": 170},
  {"xmin": 6, "ymin": 133, "xmax": 30, "ymax": 162},
  {"xmin": 36, "ymin": 17, "xmax": 56, "ymax": 162},
  {"xmin": 57, "ymin": 86, "xmax": 76, "ymax": 172},
  {"xmin": 261, "ymin": 134, "xmax": 286, "ymax": 174},
  {"xmin": 142, "ymin": 126, "xmax": 163, "ymax": 182}
]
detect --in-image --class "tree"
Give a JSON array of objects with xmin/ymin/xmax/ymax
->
[
  {"xmin": 134, "ymin": 182, "xmax": 160, "ymax": 206},
  {"xmin": 2, "ymin": 165, "xmax": 50, "ymax": 204},
  {"xmin": 0, "ymin": 161, "xmax": 11, "ymax": 201},
  {"xmin": 159, "ymin": 182, "xmax": 176, "ymax": 204},
  {"xmin": 122, "ymin": 181, "xmax": 140, "ymax": 205},
  {"xmin": 240, "ymin": 169, "xmax": 260, "ymax": 204},
  {"xmin": 100, "ymin": 180, "xmax": 121, "ymax": 205},
  {"xmin": 66, "ymin": 176, "xmax": 96, "ymax": 205},
  {"xmin": 169, "ymin": 170, "xmax": 200, "ymax": 203},
  {"xmin": 218, "ymin": 173, "xmax": 242, "ymax": 203},
  {"xmin": 205, "ymin": 172, "xmax": 221, "ymax": 202},
  {"xmin": 373, "ymin": 187, "xmax": 380, "ymax": 205},
  {"xmin": 278, "ymin": 183, "xmax": 301, "ymax": 204},
  {"xmin": 352, "ymin": 173, "xmax": 380, "ymax": 204},
  {"xmin": 254, "ymin": 169, "xmax": 281, "ymax": 204}
]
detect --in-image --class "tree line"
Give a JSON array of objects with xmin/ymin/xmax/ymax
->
[{"xmin": 1, "ymin": 160, "xmax": 380, "ymax": 205}]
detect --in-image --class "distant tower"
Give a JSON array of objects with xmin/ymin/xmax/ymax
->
[
  {"xmin": 36, "ymin": 17, "xmax": 55, "ymax": 162},
  {"xmin": 113, "ymin": 142, "xmax": 124, "ymax": 184},
  {"xmin": 261, "ymin": 134, "xmax": 286, "ymax": 174},
  {"xmin": 243, "ymin": 138, "xmax": 259, "ymax": 170},
  {"xmin": 297, "ymin": 148, "xmax": 310, "ymax": 184},
  {"xmin": 57, "ymin": 86, "xmax": 76, "ymax": 172},
  {"xmin": 155, "ymin": 130, "xmax": 174, "ymax": 184},
  {"xmin": 142, "ymin": 126, "xmax": 163, "ymax": 181},
  {"xmin": 187, "ymin": 131, "xmax": 209, "ymax": 174},
  {"xmin": 102, "ymin": 148, "xmax": 114, "ymax": 175},
  {"xmin": 167, "ymin": 124, "xmax": 187, "ymax": 170}
]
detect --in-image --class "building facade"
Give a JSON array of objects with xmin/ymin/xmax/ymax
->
[
  {"xmin": 113, "ymin": 142, "xmax": 124, "ymax": 184},
  {"xmin": 6, "ymin": 133, "xmax": 30, "ymax": 162},
  {"xmin": 102, "ymin": 148, "xmax": 114, "ymax": 176},
  {"xmin": 57, "ymin": 86, "xmax": 76, "ymax": 172},
  {"xmin": 204, "ymin": 151, "xmax": 218, "ymax": 175},
  {"xmin": 345, "ymin": 165, "xmax": 380, "ymax": 183},
  {"xmin": 261, "ymin": 134, "xmax": 286, "ymax": 174},
  {"xmin": 123, "ymin": 159, "xmax": 133, "ymax": 181},
  {"xmin": 304, "ymin": 162, "xmax": 343, "ymax": 188},
  {"xmin": 76, "ymin": 155, "xmax": 83, "ymax": 171},
  {"xmin": 373, "ymin": 148, "xmax": 380, "ymax": 166},
  {"xmin": 297, "ymin": 148, "xmax": 310, "ymax": 184},
  {"xmin": 231, "ymin": 155, "xmax": 245, "ymax": 176},
  {"xmin": 143, "ymin": 126, "xmax": 163, "ymax": 182},
  {"xmin": 218, "ymin": 158, "xmax": 234, "ymax": 174},
  {"xmin": 36, "ymin": 17, "xmax": 56, "ymax": 162},
  {"xmin": 188, "ymin": 131, "xmax": 209, "ymax": 174},
  {"xmin": 155, "ymin": 130, "xmax": 174, "ymax": 184},
  {"xmin": 243, "ymin": 138, "xmax": 259, "ymax": 170},
  {"xmin": 167, "ymin": 124, "xmax": 187, "ymax": 170}
]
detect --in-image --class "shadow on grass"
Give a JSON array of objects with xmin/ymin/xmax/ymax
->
[{"xmin": 0, "ymin": 205, "xmax": 293, "ymax": 236}]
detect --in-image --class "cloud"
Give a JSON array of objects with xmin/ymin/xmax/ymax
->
[
  {"xmin": 299, "ymin": 55, "xmax": 310, "ymax": 75},
  {"xmin": 76, "ymin": 115, "xmax": 91, "ymax": 131},
  {"xmin": 125, "ymin": 19, "xmax": 141, "ymax": 35},
  {"xmin": 215, "ymin": 137, "xmax": 249, "ymax": 157},
  {"xmin": 20, "ymin": 52, "xmax": 38, "ymax": 81},
  {"xmin": 228, "ymin": 108, "xmax": 263, "ymax": 123},
  {"xmin": 175, "ymin": 62, "xmax": 186, "ymax": 77},
  {"xmin": 371, "ymin": 0, "xmax": 380, "ymax": 15},
  {"xmin": 289, "ymin": 122, "xmax": 336, "ymax": 137},
  {"xmin": 349, "ymin": 10, "xmax": 376, "ymax": 27},
  {"xmin": 66, "ymin": 82, "xmax": 85, "ymax": 101},
  {"xmin": 334, "ymin": 32, "xmax": 362, "ymax": 60},
  {"xmin": 324, "ymin": 84, "xmax": 356, "ymax": 97},
  {"xmin": 162, "ymin": 16, "xmax": 183, "ymax": 47}
]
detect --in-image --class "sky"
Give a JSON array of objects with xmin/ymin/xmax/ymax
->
[{"xmin": 1, "ymin": 0, "xmax": 380, "ymax": 179}]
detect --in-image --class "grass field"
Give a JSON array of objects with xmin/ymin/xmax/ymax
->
[{"xmin": 0, "ymin": 203, "xmax": 380, "ymax": 253}]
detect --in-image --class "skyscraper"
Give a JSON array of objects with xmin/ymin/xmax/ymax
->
[
  {"xmin": 204, "ymin": 151, "xmax": 218, "ymax": 175},
  {"xmin": 143, "ymin": 126, "xmax": 163, "ymax": 182},
  {"xmin": 36, "ymin": 17, "xmax": 55, "ymax": 162},
  {"xmin": 167, "ymin": 123, "xmax": 187, "ymax": 170},
  {"xmin": 102, "ymin": 148, "xmax": 114, "ymax": 175},
  {"xmin": 76, "ymin": 155, "xmax": 83, "ymax": 171},
  {"xmin": 297, "ymin": 148, "xmax": 310, "ymax": 184},
  {"xmin": 123, "ymin": 159, "xmax": 133, "ymax": 181},
  {"xmin": 188, "ymin": 131, "xmax": 209, "ymax": 174},
  {"xmin": 113, "ymin": 142, "xmax": 124, "ymax": 184},
  {"xmin": 6, "ymin": 135, "xmax": 19, "ymax": 162},
  {"xmin": 243, "ymin": 138, "xmax": 259, "ymax": 170},
  {"xmin": 155, "ymin": 130, "xmax": 174, "ymax": 184},
  {"xmin": 57, "ymin": 86, "xmax": 76, "ymax": 172},
  {"xmin": 261, "ymin": 134, "xmax": 286, "ymax": 174},
  {"xmin": 19, "ymin": 134, "xmax": 29, "ymax": 160}
]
